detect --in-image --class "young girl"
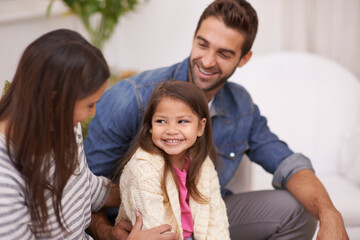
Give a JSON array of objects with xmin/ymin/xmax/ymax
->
[
  {"xmin": 115, "ymin": 80, "xmax": 230, "ymax": 240},
  {"xmin": 0, "ymin": 29, "xmax": 175, "ymax": 240}
]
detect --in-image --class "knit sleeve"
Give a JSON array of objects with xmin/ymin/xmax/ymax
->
[
  {"xmin": 115, "ymin": 156, "xmax": 173, "ymax": 231},
  {"xmin": 207, "ymin": 160, "xmax": 231, "ymax": 239}
]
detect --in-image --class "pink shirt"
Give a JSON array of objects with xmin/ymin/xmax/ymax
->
[{"xmin": 173, "ymin": 158, "xmax": 193, "ymax": 239}]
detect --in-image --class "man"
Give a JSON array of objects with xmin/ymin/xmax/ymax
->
[{"xmin": 85, "ymin": 0, "xmax": 349, "ymax": 239}]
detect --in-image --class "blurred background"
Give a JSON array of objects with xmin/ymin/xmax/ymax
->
[{"xmin": 0, "ymin": 0, "xmax": 359, "ymax": 86}]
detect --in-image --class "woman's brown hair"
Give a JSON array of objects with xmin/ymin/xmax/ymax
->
[
  {"xmin": 0, "ymin": 29, "xmax": 110, "ymax": 233},
  {"xmin": 116, "ymin": 80, "xmax": 216, "ymax": 203}
]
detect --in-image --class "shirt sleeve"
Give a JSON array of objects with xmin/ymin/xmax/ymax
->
[
  {"xmin": 84, "ymin": 80, "xmax": 141, "ymax": 177},
  {"xmin": 88, "ymin": 169, "xmax": 111, "ymax": 212},
  {"xmin": 0, "ymin": 157, "xmax": 35, "ymax": 240},
  {"xmin": 247, "ymin": 104, "xmax": 294, "ymax": 173},
  {"xmin": 76, "ymin": 123, "xmax": 111, "ymax": 212},
  {"xmin": 272, "ymin": 153, "xmax": 314, "ymax": 189}
]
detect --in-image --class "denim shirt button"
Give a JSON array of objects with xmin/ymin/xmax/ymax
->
[{"xmin": 229, "ymin": 152, "xmax": 235, "ymax": 158}]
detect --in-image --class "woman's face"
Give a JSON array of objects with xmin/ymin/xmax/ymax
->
[{"xmin": 73, "ymin": 81, "xmax": 107, "ymax": 126}]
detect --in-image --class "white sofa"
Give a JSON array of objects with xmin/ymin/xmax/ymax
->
[{"xmin": 226, "ymin": 51, "xmax": 360, "ymax": 239}]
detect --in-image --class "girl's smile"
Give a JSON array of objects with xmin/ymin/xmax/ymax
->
[{"xmin": 150, "ymin": 96, "xmax": 206, "ymax": 166}]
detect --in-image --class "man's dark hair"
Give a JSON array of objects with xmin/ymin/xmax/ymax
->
[{"xmin": 196, "ymin": 0, "xmax": 258, "ymax": 57}]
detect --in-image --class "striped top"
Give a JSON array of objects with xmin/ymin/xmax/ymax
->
[{"xmin": 0, "ymin": 124, "xmax": 110, "ymax": 239}]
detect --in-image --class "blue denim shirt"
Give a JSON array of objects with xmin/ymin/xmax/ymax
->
[{"xmin": 85, "ymin": 57, "xmax": 313, "ymax": 195}]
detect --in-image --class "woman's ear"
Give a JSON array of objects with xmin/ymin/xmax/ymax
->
[{"xmin": 197, "ymin": 118, "xmax": 207, "ymax": 137}]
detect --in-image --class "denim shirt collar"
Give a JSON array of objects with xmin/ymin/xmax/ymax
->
[
  {"xmin": 211, "ymin": 86, "xmax": 229, "ymax": 118},
  {"xmin": 173, "ymin": 57, "xmax": 191, "ymax": 81}
]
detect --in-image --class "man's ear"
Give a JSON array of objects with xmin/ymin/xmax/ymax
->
[
  {"xmin": 197, "ymin": 118, "xmax": 207, "ymax": 137},
  {"xmin": 237, "ymin": 50, "xmax": 253, "ymax": 68}
]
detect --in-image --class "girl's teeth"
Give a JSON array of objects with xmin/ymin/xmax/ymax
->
[{"xmin": 166, "ymin": 139, "xmax": 180, "ymax": 143}]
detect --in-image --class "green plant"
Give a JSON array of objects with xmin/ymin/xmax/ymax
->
[
  {"xmin": 1, "ymin": 80, "xmax": 10, "ymax": 97},
  {"xmin": 47, "ymin": 0, "xmax": 145, "ymax": 50}
]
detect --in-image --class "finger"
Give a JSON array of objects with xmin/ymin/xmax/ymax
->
[
  {"xmin": 117, "ymin": 220, "xmax": 132, "ymax": 232},
  {"xmin": 132, "ymin": 211, "xmax": 143, "ymax": 232},
  {"xmin": 159, "ymin": 232, "xmax": 177, "ymax": 240},
  {"xmin": 152, "ymin": 224, "xmax": 172, "ymax": 234}
]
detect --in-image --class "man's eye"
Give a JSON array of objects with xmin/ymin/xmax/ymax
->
[
  {"xmin": 219, "ymin": 52, "xmax": 230, "ymax": 59},
  {"xmin": 198, "ymin": 42, "xmax": 207, "ymax": 48}
]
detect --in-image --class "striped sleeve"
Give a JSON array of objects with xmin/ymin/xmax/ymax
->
[
  {"xmin": 0, "ymin": 144, "xmax": 35, "ymax": 240},
  {"xmin": 75, "ymin": 124, "xmax": 111, "ymax": 212},
  {"xmin": 88, "ymin": 169, "xmax": 111, "ymax": 212}
]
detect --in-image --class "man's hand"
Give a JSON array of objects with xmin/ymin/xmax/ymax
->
[
  {"xmin": 286, "ymin": 169, "xmax": 349, "ymax": 240},
  {"xmin": 128, "ymin": 211, "xmax": 177, "ymax": 240},
  {"xmin": 316, "ymin": 209, "xmax": 349, "ymax": 240},
  {"xmin": 89, "ymin": 210, "xmax": 132, "ymax": 240}
]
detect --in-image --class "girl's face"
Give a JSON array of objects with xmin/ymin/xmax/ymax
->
[
  {"xmin": 73, "ymin": 81, "xmax": 107, "ymax": 126},
  {"xmin": 150, "ymin": 96, "xmax": 206, "ymax": 164}
]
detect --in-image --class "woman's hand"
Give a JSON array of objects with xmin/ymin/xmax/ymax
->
[{"xmin": 128, "ymin": 212, "xmax": 177, "ymax": 240}]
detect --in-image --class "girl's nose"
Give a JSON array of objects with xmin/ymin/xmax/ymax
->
[{"xmin": 166, "ymin": 124, "xmax": 178, "ymax": 134}]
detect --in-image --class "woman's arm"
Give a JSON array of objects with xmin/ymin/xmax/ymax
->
[
  {"xmin": 0, "ymin": 160, "xmax": 35, "ymax": 239},
  {"xmin": 88, "ymin": 210, "xmax": 177, "ymax": 240}
]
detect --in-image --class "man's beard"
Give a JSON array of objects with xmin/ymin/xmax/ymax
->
[{"xmin": 188, "ymin": 59, "xmax": 237, "ymax": 92}]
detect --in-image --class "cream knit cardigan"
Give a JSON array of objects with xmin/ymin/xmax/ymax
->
[{"xmin": 115, "ymin": 148, "xmax": 230, "ymax": 240}]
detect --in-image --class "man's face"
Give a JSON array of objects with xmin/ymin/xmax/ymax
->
[{"xmin": 189, "ymin": 16, "xmax": 247, "ymax": 101}]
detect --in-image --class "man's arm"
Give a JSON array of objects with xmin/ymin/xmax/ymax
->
[
  {"xmin": 103, "ymin": 183, "xmax": 120, "ymax": 208},
  {"xmin": 286, "ymin": 169, "xmax": 349, "ymax": 240},
  {"xmin": 89, "ymin": 210, "xmax": 132, "ymax": 240}
]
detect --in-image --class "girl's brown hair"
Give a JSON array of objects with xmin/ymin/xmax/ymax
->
[
  {"xmin": 116, "ymin": 80, "xmax": 216, "ymax": 203},
  {"xmin": 0, "ymin": 29, "xmax": 109, "ymax": 233}
]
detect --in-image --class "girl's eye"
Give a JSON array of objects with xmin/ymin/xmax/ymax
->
[
  {"xmin": 179, "ymin": 120, "xmax": 189, "ymax": 124},
  {"xmin": 155, "ymin": 119, "xmax": 166, "ymax": 124},
  {"xmin": 88, "ymin": 103, "xmax": 95, "ymax": 108}
]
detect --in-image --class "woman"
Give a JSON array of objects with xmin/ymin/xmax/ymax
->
[{"xmin": 0, "ymin": 29, "xmax": 176, "ymax": 240}]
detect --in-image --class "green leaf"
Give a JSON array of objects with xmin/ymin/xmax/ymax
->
[
  {"xmin": 47, "ymin": 0, "xmax": 148, "ymax": 50},
  {"xmin": 1, "ymin": 80, "xmax": 10, "ymax": 98},
  {"xmin": 80, "ymin": 115, "xmax": 94, "ymax": 140}
]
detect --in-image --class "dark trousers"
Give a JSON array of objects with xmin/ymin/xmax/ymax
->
[{"xmin": 224, "ymin": 190, "xmax": 318, "ymax": 240}]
